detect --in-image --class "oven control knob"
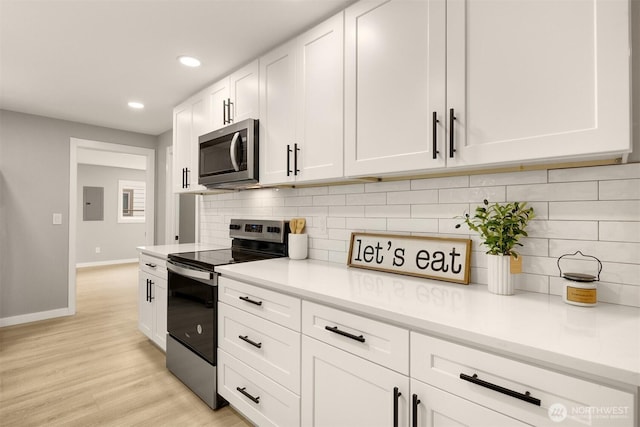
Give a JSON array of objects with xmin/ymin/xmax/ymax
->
[
  {"xmin": 229, "ymin": 224, "xmax": 241, "ymax": 230},
  {"xmin": 267, "ymin": 226, "xmax": 280, "ymax": 233}
]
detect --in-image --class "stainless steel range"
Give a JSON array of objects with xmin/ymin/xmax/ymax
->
[{"xmin": 165, "ymin": 219, "xmax": 288, "ymax": 409}]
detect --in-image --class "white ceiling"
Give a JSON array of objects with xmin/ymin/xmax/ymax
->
[{"xmin": 0, "ymin": 0, "xmax": 354, "ymax": 136}]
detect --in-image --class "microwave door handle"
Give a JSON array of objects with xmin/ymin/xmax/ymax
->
[{"xmin": 230, "ymin": 131, "xmax": 241, "ymax": 172}]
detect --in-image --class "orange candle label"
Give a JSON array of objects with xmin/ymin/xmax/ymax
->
[{"xmin": 566, "ymin": 286, "xmax": 597, "ymax": 304}]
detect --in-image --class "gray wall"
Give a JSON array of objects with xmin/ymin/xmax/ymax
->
[
  {"xmin": 0, "ymin": 109, "xmax": 157, "ymax": 320},
  {"xmin": 631, "ymin": 0, "xmax": 640, "ymax": 163},
  {"xmin": 76, "ymin": 164, "xmax": 146, "ymax": 264}
]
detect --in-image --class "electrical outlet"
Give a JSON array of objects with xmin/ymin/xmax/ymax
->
[{"xmin": 95, "ymin": 247, "xmax": 101, "ymax": 254}]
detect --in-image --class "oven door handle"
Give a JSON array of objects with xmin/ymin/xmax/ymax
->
[{"xmin": 167, "ymin": 261, "xmax": 214, "ymax": 282}]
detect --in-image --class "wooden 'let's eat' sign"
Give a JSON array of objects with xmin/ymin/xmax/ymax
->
[{"xmin": 347, "ymin": 233, "xmax": 472, "ymax": 284}]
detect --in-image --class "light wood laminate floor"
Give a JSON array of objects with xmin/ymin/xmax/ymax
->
[{"xmin": 0, "ymin": 263, "xmax": 252, "ymax": 426}]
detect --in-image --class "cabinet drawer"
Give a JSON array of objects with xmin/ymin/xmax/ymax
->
[
  {"xmin": 219, "ymin": 302, "xmax": 301, "ymax": 394},
  {"xmin": 411, "ymin": 333, "xmax": 635, "ymax": 427},
  {"xmin": 219, "ymin": 277, "xmax": 301, "ymax": 331},
  {"xmin": 302, "ymin": 301, "xmax": 409, "ymax": 375},
  {"xmin": 139, "ymin": 253, "xmax": 167, "ymax": 279},
  {"xmin": 218, "ymin": 349, "xmax": 300, "ymax": 427}
]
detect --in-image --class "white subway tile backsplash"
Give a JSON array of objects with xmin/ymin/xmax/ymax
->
[
  {"xmin": 599, "ymin": 222, "xmax": 640, "ymax": 243},
  {"xmin": 549, "ymin": 200, "xmax": 640, "ymax": 221},
  {"xmin": 507, "ymin": 182, "xmax": 597, "ymax": 201},
  {"xmin": 365, "ymin": 205, "xmax": 410, "ymax": 218},
  {"xmin": 387, "ymin": 189, "xmax": 438, "ymax": 205},
  {"xmin": 527, "ymin": 220, "xmax": 598, "ymax": 240},
  {"xmin": 200, "ymin": 163, "xmax": 640, "ymax": 307},
  {"xmin": 439, "ymin": 186, "xmax": 505, "ymax": 204},
  {"xmin": 387, "ymin": 218, "xmax": 439, "ymax": 233},
  {"xmin": 549, "ymin": 163, "xmax": 640, "ymax": 182},
  {"xmin": 346, "ymin": 192, "xmax": 386, "ymax": 205},
  {"xmin": 599, "ymin": 179, "xmax": 640, "ymax": 200},
  {"xmin": 412, "ymin": 175, "xmax": 469, "ymax": 190},
  {"xmin": 471, "ymin": 170, "xmax": 547, "ymax": 186},
  {"xmin": 365, "ymin": 180, "xmax": 410, "ymax": 193}
]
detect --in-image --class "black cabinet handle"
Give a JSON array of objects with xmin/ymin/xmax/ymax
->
[
  {"xmin": 145, "ymin": 263, "xmax": 157, "ymax": 268},
  {"xmin": 148, "ymin": 280, "xmax": 154, "ymax": 301},
  {"xmin": 228, "ymin": 98, "xmax": 234, "ymax": 123},
  {"xmin": 223, "ymin": 99, "xmax": 228, "ymax": 125},
  {"xmin": 146, "ymin": 279, "xmax": 150, "ymax": 302},
  {"xmin": 449, "ymin": 108, "xmax": 457, "ymax": 158},
  {"xmin": 238, "ymin": 335, "xmax": 262, "ymax": 349},
  {"xmin": 236, "ymin": 387, "xmax": 260, "ymax": 404},
  {"xmin": 185, "ymin": 168, "xmax": 190, "ymax": 188},
  {"xmin": 294, "ymin": 143, "xmax": 300, "ymax": 175},
  {"xmin": 412, "ymin": 394, "xmax": 421, "ymax": 427},
  {"xmin": 239, "ymin": 295, "xmax": 263, "ymax": 306},
  {"xmin": 181, "ymin": 167, "xmax": 186, "ymax": 189},
  {"xmin": 286, "ymin": 144, "xmax": 292, "ymax": 176},
  {"xmin": 393, "ymin": 387, "xmax": 402, "ymax": 427},
  {"xmin": 460, "ymin": 373, "xmax": 541, "ymax": 406},
  {"xmin": 324, "ymin": 325, "xmax": 365, "ymax": 343},
  {"xmin": 432, "ymin": 111, "xmax": 440, "ymax": 160}
]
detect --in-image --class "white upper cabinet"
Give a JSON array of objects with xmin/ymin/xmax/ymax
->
[
  {"xmin": 345, "ymin": 0, "xmax": 446, "ymax": 177},
  {"xmin": 345, "ymin": 0, "xmax": 630, "ymax": 178},
  {"xmin": 260, "ymin": 13, "xmax": 344, "ymax": 186},
  {"xmin": 208, "ymin": 60, "xmax": 259, "ymax": 131},
  {"xmin": 172, "ymin": 92, "xmax": 208, "ymax": 193},
  {"xmin": 446, "ymin": 0, "xmax": 631, "ymax": 167}
]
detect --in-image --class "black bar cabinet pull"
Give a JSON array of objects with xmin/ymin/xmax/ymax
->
[
  {"xmin": 294, "ymin": 143, "xmax": 300, "ymax": 175},
  {"xmin": 239, "ymin": 295, "xmax": 263, "ymax": 306},
  {"xmin": 148, "ymin": 280, "xmax": 154, "ymax": 301},
  {"xmin": 184, "ymin": 168, "xmax": 190, "ymax": 188},
  {"xmin": 181, "ymin": 167, "xmax": 186, "ymax": 189},
  {"xmin": 324, "ymin": 325, "xmax": 365, "ymax": 343},
  {"xmin": 449, "ymin": 108, "xmax": 456, "ymax": 158},
  {"xmin": 236, "ymin": 387, "xmax": 260, "ymax": 404},
  {"xmin": 145, "ymin": 263, "xmax": 156, "ymax": 268},
  {"xmin": 227, "ymin": 98, "xmax": 234, "ymax": 123},
  {"xmin": 146, "ymin": 279, "xmax": 150, "ymax": 302},
  {"xmin": 223, "ymin": 99, "xmax": 228, "ymax": 124},
  {"xmin": 286, "ymin": 144, "xmax": 292, "ymax": 176},
  {"xmin": 238, "ymin": 335, "xmax": 262, "ymax": 349},
  {"xmin": 432, "ymin": 111, "xmax": 440, "ymax": 160},
  {"xmin": 460, "ymin": 373, "xmax": 541, "ymax": 406},
  {"xmin": 412, "ymin": 394, "xmax": 421, "ymax": 427},
  {"xmin": 393, "ymin": 387, "xmax": 402, "ymax": 427}
]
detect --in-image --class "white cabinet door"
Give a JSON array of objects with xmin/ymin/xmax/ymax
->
[
  {"xmin": 151, "ymin": 275, "xmax": 167, "ymax": 351},
  {"xmin": 345, "ymin": 0, "xmax": 446, "ymax": 177},
  {"xmin": 259, "ymin": 40, "xmax": 297, "ymax": 185},
  {"xmin": 410, "ymin": 379, "xmax": 529, "ymax": 427},
  {"xmin": 446, "ymin": 0, "xmax": 631, "ymax": 167},
  {"xmin": 230, "ymin": 60, "xmax": 259, "ymax": 124},
  {"xmin": 301, "ymin": 335, "xmax": 409, "ymax": 427},
  {"xmin": 260, "ymin": 13, "xmax": 344, "ymax": 186},
  {"xmin": 207, "ymin": 77, "xmax": 230, "ymax": 132},
  {"xmin": 138, "ymin": 271, "xmax": 153, "ymax": 340},
  {"xmin": 172, "ymin": 94, "xmax": 207, "ymax": 193},
  {"xmin": 294, "ymin": 12, "xmax": 344, "ymax": 182}
]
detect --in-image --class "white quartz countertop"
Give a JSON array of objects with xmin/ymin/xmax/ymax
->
[
  {"xmin": 137, "ymin": 243, "xmax": 228, "ymax": 259},
  {"xmin": 217, "ymin": 258, "xmax": 640, "ymax": 387}
]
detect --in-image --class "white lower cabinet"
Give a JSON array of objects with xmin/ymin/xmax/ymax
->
[
  {"xmin": 218, "ymin": 349, "xmax": 300, "ymax": 427},
  {"xmin": 137, "ymin": 253, "xmax": 167, "ymax": 351},
  {"xmin": 301, "ymin": 335, "xmax": 409, "ymax": 427},
  {"xmin": 217, "ymin": 276, "xmax": 302, "ymax": 427},
  {"xmin": 411, "ymin": 332, "xmax": 635, "ymax": 427},
  {"xmin": 410, "ymin": 379, "xmax": 528, "ymax": 427}
]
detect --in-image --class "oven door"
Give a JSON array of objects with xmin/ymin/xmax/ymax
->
[{"xmin": 167, "ymin": 264, "xmax": 217, "ymax": 364}]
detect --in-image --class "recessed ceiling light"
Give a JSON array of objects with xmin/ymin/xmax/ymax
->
[
  {"xmin": 128, "ymin": 101, "xmax": 144, "ymax": 109},
  {"xmin": 178, "ymin": 55, "xmax": 201, "ymax": 67}
]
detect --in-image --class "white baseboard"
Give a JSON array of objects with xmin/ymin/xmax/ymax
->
[
  {"xmin": 76, "ymin": 258, "xmax": 138, "ymax": 269},
  {"xmin": 0, "ymin": 307, "xmax": 74, "ymax": 328}
]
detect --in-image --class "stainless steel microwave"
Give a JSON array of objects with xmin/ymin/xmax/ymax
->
[{"xmin": 198, "ymin": 118, "xmax": 259, "ymax": 189}]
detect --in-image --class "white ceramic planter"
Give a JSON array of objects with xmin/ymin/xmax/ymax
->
[{"xmin": 487, "ymin": 254, "xmax": 514, "ymax": 295}]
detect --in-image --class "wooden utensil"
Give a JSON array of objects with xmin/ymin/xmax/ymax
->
[{"xmin": 295, "ymin": 218, "xmax": 306, "ymax": 234}]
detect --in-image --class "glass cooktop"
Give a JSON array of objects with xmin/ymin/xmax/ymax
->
[{"xmin": 168, "ymin": 248, "xmax": 282, "ymax": 272}]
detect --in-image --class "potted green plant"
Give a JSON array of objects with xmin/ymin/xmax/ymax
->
[{"xmin": 456, "ymin": 200, "xmax": 535, "ymax": 295}]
